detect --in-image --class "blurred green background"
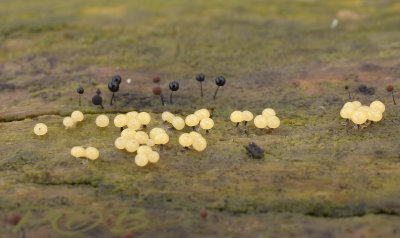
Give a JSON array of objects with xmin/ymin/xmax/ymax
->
[{"xmin": 1, "ymin": 0, "xmax": 400, "ymax": 78}]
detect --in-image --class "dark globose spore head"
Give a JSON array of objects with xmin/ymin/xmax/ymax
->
[
  {"xmin": 153, "ymin": 86, "xmax": 162, "ymax": 95},
  {"xmin": 108, "ymin": 81, "xmax": 119, "ymax": 92},
  {"xmin": 96, "ymin": 89, "xmax": 101, "ymax": 95},
  {"xmin": 196, "ymin": 73, "xmax": 205, "ymax": 82},
  {"xmin": 112, "ymin": 75, "xmax": 122, "ymax": 84},
  {"xmin": 92, "ymin": 95, "xmax": 103, "ymax": 105},
  {"xmin": 386, "ymin": 85, "xmax": 394, "ymax": 92},
  {"xmin": 77, "ymin": 87, "xmax": 84, "ymax": 94},
  {"xmin": 153, "ymin": 76, "xmax": 161, "ymax": 83},
  {"xmin": 215, "ymin": 76, "xmax": 226, "ymax": 86},
  {"xmin": 169, "ymin": 81, "xmax": 179, "ymax": 91}
]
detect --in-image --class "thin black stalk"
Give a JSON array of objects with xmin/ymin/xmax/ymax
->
[
  {"xmin": 160, "ymin": 94, "xmax": 164, "ymax": 105},
  {"xmin": 110, "ymin": 93, "xmax": 115, "ymax": 106},
  {"xmin": 213, "ymin": 86, "xmax": 220, "ymax": 100},
  {"xmin": 392, "ymin": 91, "xmax": 397, "ymax": 105}
]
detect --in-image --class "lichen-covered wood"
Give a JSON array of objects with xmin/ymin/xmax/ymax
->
[{"xmin": 1, "ymin": 0, "xmax": 400, "ymax": 237}]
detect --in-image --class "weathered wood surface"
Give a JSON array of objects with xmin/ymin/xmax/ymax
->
[{"xmin": 1, "ymin": 0, "xmax": 400, "ymax": 237}]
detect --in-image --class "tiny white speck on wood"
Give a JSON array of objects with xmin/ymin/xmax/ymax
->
[{"xmin": 330, "ymin": 18, "xmax": 339, "ymax": 29}]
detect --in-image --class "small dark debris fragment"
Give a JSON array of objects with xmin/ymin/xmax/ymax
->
[
  {"xmin": 245, "ymin": 142, "xmax": 264, "ymax": 159},
  {"xmin": 324, "ymin": 96, "xmax": 340, "ymax": 104},
  {"xmin": 47, "ymin": 57, "xmax": 56, "ymax": 68},
  {"xmin": 358, "ymin": 85, "xmax": 375, "ymax": 95},
  {"xmin": 0, "ymin": 83, "xmax": 15, "ymax": 91},
  {"xmin": 345, "ymin": 74, "xmax": 358, "ymax": 81},
  {"xmin": 365, "ymin": 87, "xmax": 375, "ymax": 95},
  {"xmin": 358, "ymin": 85, "xmax": 367, "ymax": 92},
  {"xmin": 98, "ymin": 184, "xmax": 115, "ymax": 190},
  {"xmin": 361, "ymin": 63, "xmax": 381, "ymax": 71}
]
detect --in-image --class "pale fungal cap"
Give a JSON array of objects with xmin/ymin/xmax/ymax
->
[
  {"xmin": 193, "ymin": 137, "xmax": 207, "ymax": 152},
  {"xmin": 340, "ymin": 107, "xmax": 354, "ymax": 119},
  {"xmin": 147, "ymin": 151, "xmax": 160, "ymax": 163},
  {"xmin": 162, "ymin": 111, "xmax": 175, "ymax": 123},
  {"xmin": 230, "ymin": 111, "xmax": 243, "ymax": 123},
  {"xmin": 343, "ymin": 102, "xmax": 357, "ymax": 110},
  {"xmin": 85, "ymin": 147, "xmax": 99, "ymax": 160},
  {"xmin": 126, "ymin": 139, "xmax": 139, "ymax": 152},
  {"xmin": 126, "ymin": 111, "xmax": 138, "ymax": 120},
  {"xmin": 266, "ymin": 115, "xmax": 280, "ymax": 129},
  {"xmin": 352, "ymin": 101, "xmax": 362, "ymax": 108},
  {"xmin": 137, "ymin": 145, "xmax": 152, "ymax": 155},
  {"xmin": 370, "ymin": 100, "xmax": 385, "ymax": 113},
  {"xmin": 242, "ymin": 111, "xmax": 254, "ymax": 122},
  {"xmin": 179, "ymin": 133, "xmax": 194, "ymax": 147},
  {"xmin": 127, "ymin": 118, "xmax": 141, "ymax": 130},
  {"xmin": 262, "ymin": 108, "xmax": 276, "ymax": 117},
  {"xmin": 154, "ymin": 133, "xmax": 169, "ymax": 144},
  {"xmin": 189, "ymin": 131, "xmax": 202, "ymax": 140},
  {"xmin": 358, "ymin": 106, "xmax": 370, "ymax": 113},
  {"xmin": 114, "ymin": 114, "xmax": 127, "ymax": 128},
  {"xmin": 147, "ymin": 139, "xmax": 155, "ymax": 147},
  {"xmin": 367, "ymin": 108, "xmax": 382, "ymax": 122},
  {"xmin": 135, "ymin": 131, "xmax": 149, "ymax": 144},
  {"xmin": 115, "ymin": 137, "xmax": 127, "ymax": 150},
  {"xmin": 254, "ymin": 115, "xmax": 268, "ymax": 128},
  {"xmin": 96, "ymin": 115, "xmax": 109, "ymax": 127},
  {"xmin": 172, "ymin": 117, "xmax": 185, "ymax": 130},
  {"xmin": 71, "ymin": 146, "xmax": 86, "ymax": 158},
  {"xmin": 135, "ymin": 154, "xmax": 148, "ymax": 167},
  {"xmin": 150, "ymin": 128, "xmax": 166, "ymax": 139},
  {"xmin": 34, "ymin": 123, "xmax": 48, "ymax": 136},
  {"xmin": 71, "ymin": 111, "xmax": 84, "ymax": 122},
  {"xmin": 63, "ymin": 117, "xmax": 75, "ymax": 128},
  {"xmin": 185, "ymin": 114, "xmax": 200, "ymax": 127},
  {"xmin": 194, "ymin": 109, "xmax": 210, "ymax": 120},
  {"xmin": 200, "ymin": 118, "xmax": 214, "ymax": 130},
  {"xmin": 351, "ymin": 110, "xmax": 367, "ymax": 125},
  {"xmin": 138, "ymin": 112, "xmax": 151, "ymax": 125},
  {"xmin": 121, "ymin": 128, "xmax": 136, "ymax": 139}
]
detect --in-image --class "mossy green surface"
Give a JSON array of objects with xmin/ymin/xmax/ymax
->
[{"xmin": 1, "ymin": 0, "xmax": 400, "ymax": 237}]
